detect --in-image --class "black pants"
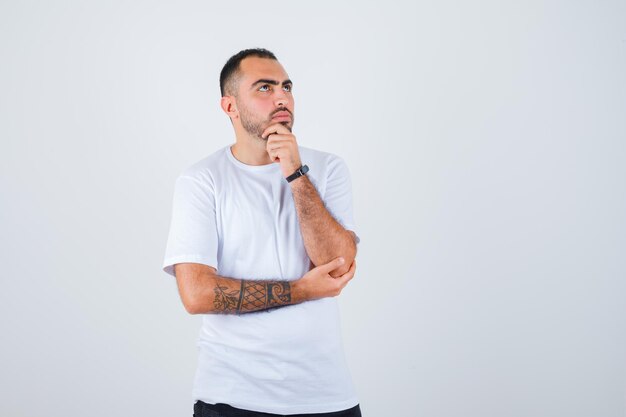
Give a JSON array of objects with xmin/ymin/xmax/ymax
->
[{"xmin": 193, "ymin": 400, "xmax": 362, "ymax": 417}]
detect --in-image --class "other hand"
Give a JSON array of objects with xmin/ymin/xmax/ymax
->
[{"xmin": 294, "ymin": 257, "xmax": 357, "ymax": 303}]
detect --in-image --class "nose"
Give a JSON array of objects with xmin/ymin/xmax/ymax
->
[{"xmin": 274, "ymin": 89, "xmax": 289, "ymax": 108}]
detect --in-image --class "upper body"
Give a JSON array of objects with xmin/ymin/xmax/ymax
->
[{"xmin": 162, "ymin": 49, "xmax": 360, "ymax": 414}]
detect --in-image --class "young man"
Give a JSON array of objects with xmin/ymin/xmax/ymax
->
[{"xmin": 162, "ymin": 48, "xmax": 362, "ymax": 417}]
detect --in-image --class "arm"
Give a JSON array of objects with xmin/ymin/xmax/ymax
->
[
  {"xmin": 289, "ymin": 175, "xmax": 357, "ymax": 277},
  {"xmin": 264, "ymin": 125, "xmax": 357, "ymax": 277},
  {"xmin": 174, "ymin": 257, "xmax": 355, "ymax": 315}
]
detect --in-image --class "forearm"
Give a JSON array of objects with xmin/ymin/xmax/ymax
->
[
  {"xmin": 188, "ymin": 272, "xmax": 306, "ymax": 315},
  {"xmin": 289, "ymin": 176, "xmax": 356, "ymax": 275},
  {"xmin": 262, "ymin": 127, "xmax": 356, "ymax": 276}
]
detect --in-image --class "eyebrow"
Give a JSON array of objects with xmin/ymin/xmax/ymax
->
[{"xmin": 250, "ymin": 79, "xmax": 293, "ymax": 89}]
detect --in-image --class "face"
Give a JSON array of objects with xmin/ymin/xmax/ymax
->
[{"xmin": 233, "ymin": 57, "xmax": 295, "ymax": 140}]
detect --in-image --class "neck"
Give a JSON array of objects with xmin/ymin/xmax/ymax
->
[{"xmin": 231, "ymin": 128, "xmax": 273, "ymax": 166}]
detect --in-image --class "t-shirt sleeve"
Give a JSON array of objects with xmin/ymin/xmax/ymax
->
[
  {"xmin": 323, "ymin": 156, "xmax": 360, "ymax": 244},
  {"xmin": 162, "ymin": 175, "xmax": 219, "ymax": 277}
]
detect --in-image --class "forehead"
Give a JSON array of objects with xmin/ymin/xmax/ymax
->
[{"xmin": 238, "ymin": 57, "xmax": 290, "ymax": 86}]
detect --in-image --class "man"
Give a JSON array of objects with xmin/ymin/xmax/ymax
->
[{"xmin": 162, "ymin": 48, "xmax": 362, "ymax": 417}]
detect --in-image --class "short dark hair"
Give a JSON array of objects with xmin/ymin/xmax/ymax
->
[{"xmin": 219, "ymin": 48, "xmax": 277, "ymax": 97}]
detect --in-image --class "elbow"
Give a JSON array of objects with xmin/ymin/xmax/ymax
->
[
  {"xmin": 329, "ymin": 234, "xmax": 357, "ymax": 278},
  {"xmin": 184, "ymin": 292, "xmax": 219, "ymax": 315},
  {"xmin": 185, "ymin": 299, "xmax": 215, "ymax": 315},
  {"xmin": 177, "ymin": 283, "xmax": 211, "ymax": 315},
  {"xmin": 174, "ymin": 263, "xmax": 217, "ymax": 315},
  {"xmin": 182, "ymin": 295, "xmax": 202, "ymax": 315}
]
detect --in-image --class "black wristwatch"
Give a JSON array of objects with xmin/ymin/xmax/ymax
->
[{"xmin": 286, "ymin": 165, "xmax": 309, "ymax": 183}]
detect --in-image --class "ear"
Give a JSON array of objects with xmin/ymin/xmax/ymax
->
[{"xmin": 220, "ymin": 96, "xmax": 238, "ymax": 120}]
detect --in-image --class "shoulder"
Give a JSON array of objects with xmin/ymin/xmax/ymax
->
[
  {"xmin": 298, "ymin": 145, "xmax": 346, "ymax": 170},
  {"xmin": 177, "ymin": 146, "xmax": 230, "ymax": 186},
  {"xmin": 298, "ymin": 146, "xmax": 353, "ymax": 194}
]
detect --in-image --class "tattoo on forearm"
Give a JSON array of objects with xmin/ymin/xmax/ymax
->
[{"xmin": 213, "ymin": 279, "xmax": 292, "ymax": 314}]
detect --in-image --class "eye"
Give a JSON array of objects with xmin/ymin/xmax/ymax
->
[
  {"xmin": 259, "ymin": 84, "xmax": 270, "ymax": 92},
  {"xmin": 283, "ymin": 84, "xmax": 292, "ymax": 92}
]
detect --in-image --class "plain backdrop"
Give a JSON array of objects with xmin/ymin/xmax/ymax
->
[{"xmin": 1, "ymin": 1, "xmax": 625, "ymax": 416}]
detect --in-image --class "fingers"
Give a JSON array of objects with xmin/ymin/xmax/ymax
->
[
  {"xmin": 266, "ymin": 144, "xmax": 292, "ymax": 164},
  {"xmin": 304, "ymin": 257, "xmax": 356, "ymax": 299},
  {"xmin": 265, "ymin": 133, "xmax": 296, "ymax": 163},
  {"xmin": 266, "ymin": 136, "xmax": 294, "ymax": 146},
  {"xmin": 336, "ymin": 259, "xmax": 356, "ymax": 288},
  {"xmin": 266, "ymin": 139, "xmax": 295, "ymax": 154},
  {"xmin": 262, "ymin": 123, "xmax": 292, "ymax": 139},
  {"xmin": 335, "ymin": 260, "xmax": 356, "ymax": 295}
]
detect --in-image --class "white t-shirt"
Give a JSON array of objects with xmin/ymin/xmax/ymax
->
[{"xmin": 162, "ymin": 144, "xmax": 360, "ymax": 415}]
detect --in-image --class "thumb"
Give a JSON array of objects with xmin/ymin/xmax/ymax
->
[
  {"xmin": 335, "ymin": 259, "xmax": 356, "ymax": 287},
  {"xmin": 318, "ymin": 257, "xmax": 345, "ymax": 274}
]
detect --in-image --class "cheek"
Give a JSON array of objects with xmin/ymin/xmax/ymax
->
[{"xmin": 251, "ymin": 100, "xmax": 272, "ymax": 114}]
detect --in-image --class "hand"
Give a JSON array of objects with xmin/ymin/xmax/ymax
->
[
  {"xmin": 262, "ymin": 123, "xmax": 302, "ymax": 178},
  {"xmin": 293, "ymin": 257, "xmax": 357, "ymax": 303}
]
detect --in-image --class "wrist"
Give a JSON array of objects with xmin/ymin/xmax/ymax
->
[
  {"xmin": 285, "ymin": 164, "xmax": 309, "ymax": 183},
  {"xmin": 281, "ymin": 160, "xmax": 301, "ymax": 177},
  {"xmin": 291, "ymin": 279, "xmax": 309, "ymax": 304}
]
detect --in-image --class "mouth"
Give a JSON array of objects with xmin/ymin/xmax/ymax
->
[{"xmin": 271, "ymin": 110, "xmax": 292, "ymax": 121}]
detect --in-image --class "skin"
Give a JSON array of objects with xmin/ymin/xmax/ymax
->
[
  {"xmin": 175, "ymin": 259, "xmax": 355, "ymax": 314},
  {"xmin": 175, "ymin": 56, "xmax": 357, "ymax": 314}
]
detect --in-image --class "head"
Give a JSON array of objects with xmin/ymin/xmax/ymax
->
[{"xmin": 219, "ymin": 48, "xmax": 295, "ymax": 141}]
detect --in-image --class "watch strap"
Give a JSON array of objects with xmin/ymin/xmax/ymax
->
[{"xmin": 286, "ymin": 164, "xmax": 309, "ymax": 183}]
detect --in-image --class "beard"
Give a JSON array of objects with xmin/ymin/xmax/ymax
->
[{"xmin": 238, "ymin": 102, "xmax": 294, "ymax": 141}]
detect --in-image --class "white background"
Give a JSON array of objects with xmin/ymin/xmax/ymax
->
[{"xmin": 1, "ymin": 1, "xmax": 625, "ymax": 416}]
